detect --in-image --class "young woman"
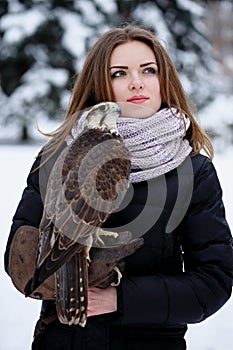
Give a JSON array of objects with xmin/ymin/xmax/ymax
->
[{"xmin": 5, "ymin": 24, "xmax": 232, "ymax": 350}]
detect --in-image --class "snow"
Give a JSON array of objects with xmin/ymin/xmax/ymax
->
[
  {"xmin": 58, "ymin": 10, "xmax": 92, "ymax": 67},
  {"xmin": 0, "ymin": 143, "xmax": 232, "ymax": 350},
  {"xmin": 0, "ymin": 145, "xmax": 42, "ymax": 350},
  {"xmin": 200, "ymin": 94, "xmax": 233, "ymax": 130},
  {"xmin": 77, "ymin": 1, "xmax": 105, "ymax": 24},
  {"xmin": 93, "ymin": 0, "xmax": 117, "ymax": 13},
  {"xmin": 23, "ymin": 66, "xmax": 68, "ymax": 88},
  {"xmin": 199, "ymin": 94, "xmax": 233, "ymax": 148},
  {"xmin": 1, "ymin": 8, "xmax": 45, "ymax": 44},
  {"xmin": 0, "ymin": 2, "xmax": 232, "ymax": 345},
  {"xmin": 177, "ymin": 0, "xmax": 205, "ymax": 16},
  {"xmin": 133, "ymin": 4, "xmax": 174, "ymax": 48}
]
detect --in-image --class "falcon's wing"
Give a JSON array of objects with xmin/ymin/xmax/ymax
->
[
  {"xmin": 60, "ymin": 129, "xmax": 131, "ymax": 240},
  {"xmin": 25, "ymin": 128, "xmax": 131, "ymax": 296}
]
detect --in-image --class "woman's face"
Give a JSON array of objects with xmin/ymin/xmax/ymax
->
[{"xmin": 109, "ymin": 40, "xmax": 162, "ymax": 118}]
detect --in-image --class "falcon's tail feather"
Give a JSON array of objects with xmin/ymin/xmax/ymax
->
[
  {"xmin": 24, "ymin": 236, "xmax": 82, "ymax": 297},
  {"xmin": 56, "ymin": 249, "xmax": 88, "ymax": 326}
]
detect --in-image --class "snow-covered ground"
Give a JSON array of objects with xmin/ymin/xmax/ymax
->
[{"xmin": 0, "ymin": 144, "xmax": 232, "ymax": 350}]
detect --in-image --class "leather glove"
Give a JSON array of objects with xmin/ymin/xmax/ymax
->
[
  {"xmin": 9, "ymin": 225, "xmax": 144, "ymax": 298},
  {"xmin": 88, "ymin": 237, "xmax": 144, "ymax": 288},
  {"xmin": 8, "ymin": 225, "xmax": 55, "ymax": 300}
]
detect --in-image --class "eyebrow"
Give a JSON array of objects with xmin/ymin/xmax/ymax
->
[{"xmin": 109, "ymin": 61, "xmax": 158, "ymax": 69}]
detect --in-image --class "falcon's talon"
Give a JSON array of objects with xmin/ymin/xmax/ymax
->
[
  {"xmin": 99, "ymin": 230, "xmax": 118, "ymax": 238},
  {"xmin": 94, "ymin": 228, "xmax": 119, "ymax": 246},
  {"xmin": 110, "ymin": 266, "xmax": 122, "ymax": 286}
]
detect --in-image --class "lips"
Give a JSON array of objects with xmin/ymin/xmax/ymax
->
[{"xmin": 127, "ymin": 95, "xmax": 149, "ymax": 104}]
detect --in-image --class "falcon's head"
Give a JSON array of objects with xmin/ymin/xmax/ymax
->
[{"xmin": 84, "ymin": 102, "xmax": 121, "ymax": 135}]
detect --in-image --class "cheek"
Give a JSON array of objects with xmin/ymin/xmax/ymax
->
[
  {"xmin": 153, "ymin": 78, "xmax": 160, "ymax": 93},
  {"xmin": 112, "ymin": 82, "xmax": 124, "ymax": 101},
  {"xmin": 152, "ymin": 82, "xmax": 162, "ymax": 112},
  {"xmin": 154, "ymin": 81, "xmax": 162, "ymax": 100}
]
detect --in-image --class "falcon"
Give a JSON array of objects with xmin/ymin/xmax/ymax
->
[{"xmin": 24, "ymin": 102, "xmax": 141, "ymax": 327}]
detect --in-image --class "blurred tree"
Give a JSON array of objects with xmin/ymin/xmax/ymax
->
[
  {"xmin": 205, "ymin": 0, "xmax": 233, "ymax": 92},
  {"xmin": 0, "ymin": 0, "xmax": 229, "ymax": 141}
]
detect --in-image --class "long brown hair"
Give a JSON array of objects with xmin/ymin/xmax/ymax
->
[{"xmin": 41, "ymin": 24, "xmax": 213, "ymax": 161}]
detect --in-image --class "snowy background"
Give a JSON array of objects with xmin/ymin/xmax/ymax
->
[
  {"xmin": 0, "ymin": 0, "xmax": 232, "ymax": 349},
  {"xmin": 0, "ymin": 140, "xmax": 233, "ymax": 350},
  {"xmin": 1, "ymin": 0, "xmax": 233, "ymax": 144}
]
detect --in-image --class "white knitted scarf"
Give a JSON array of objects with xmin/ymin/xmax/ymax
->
[{"xmin": 66, "ymin": 107, "xmax": 192, "ymax": 183}]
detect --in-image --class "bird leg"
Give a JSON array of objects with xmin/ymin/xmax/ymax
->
[
  {"xmin": 94, "ymin": 227, "xmax": 119, "ymax": 246},
  {"xmin": 98, "ymin": 228, "xmax": 119, "ymax": 238},
  {"xmin": 93, "ymin": 228, "xmax": 133, "ymax": 248}
]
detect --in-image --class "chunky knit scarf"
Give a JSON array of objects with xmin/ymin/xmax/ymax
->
[{"xmin": 66, "ymin": 107, "xmax": 192, "ymax": 183}]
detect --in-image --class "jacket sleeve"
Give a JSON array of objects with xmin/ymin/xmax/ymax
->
[
  {"xmin": 4, "ymin": 155, "xmax": 44, "ymax": 275},
  {"xmin": 4, "ymin": 143, "xmax": 67, "ymax": 276},
  {"xmin": 116, "ymin": 157, "xmax": 233, "ymax": 326}
]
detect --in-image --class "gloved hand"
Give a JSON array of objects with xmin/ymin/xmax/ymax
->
[
  {"xmin": 9, "ymin": 225, "xmax": 144, "ymax": 299},
  {"xmin": 8, "ymin": 225, "xmax": 55, "ymax": 300},
  {"xmin": 88, "ymin": 237, "xmax": 144, "ymax": 288}
]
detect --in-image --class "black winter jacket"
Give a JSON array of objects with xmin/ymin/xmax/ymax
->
[{"xmin": 4, "ymin": 149, "xmax": 233, "ymax": 350}]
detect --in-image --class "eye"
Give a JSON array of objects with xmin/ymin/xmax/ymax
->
[
  {"xmin": 111, "ymin": 70, "xmax": 126, "ymax": 78},
  {"xmin": 143, "ymin": 67, "xmax": 157, "ymax": 74}
]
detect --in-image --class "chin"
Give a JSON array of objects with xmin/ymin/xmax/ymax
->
[{"xmin": 117, "ymin": 102, "xmax": 156, "ymax": 119}]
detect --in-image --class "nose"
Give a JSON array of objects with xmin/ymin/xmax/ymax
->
[{"xmin": 129, "ymin": 75, "xmax": 144, "ymax": 91}]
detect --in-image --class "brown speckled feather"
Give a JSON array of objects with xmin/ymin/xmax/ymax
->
[
  {"xmin": 56, "ymin": 249, "xmax": 88, "ymax": 326},
  {"xmin": 24, "ymin": 102, "xmax": 131, "ymax": 327}
]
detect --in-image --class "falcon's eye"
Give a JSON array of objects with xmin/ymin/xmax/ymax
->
[{"xmin": 99, "ymin": 105, "xmax": 106, "ymax": 111}]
